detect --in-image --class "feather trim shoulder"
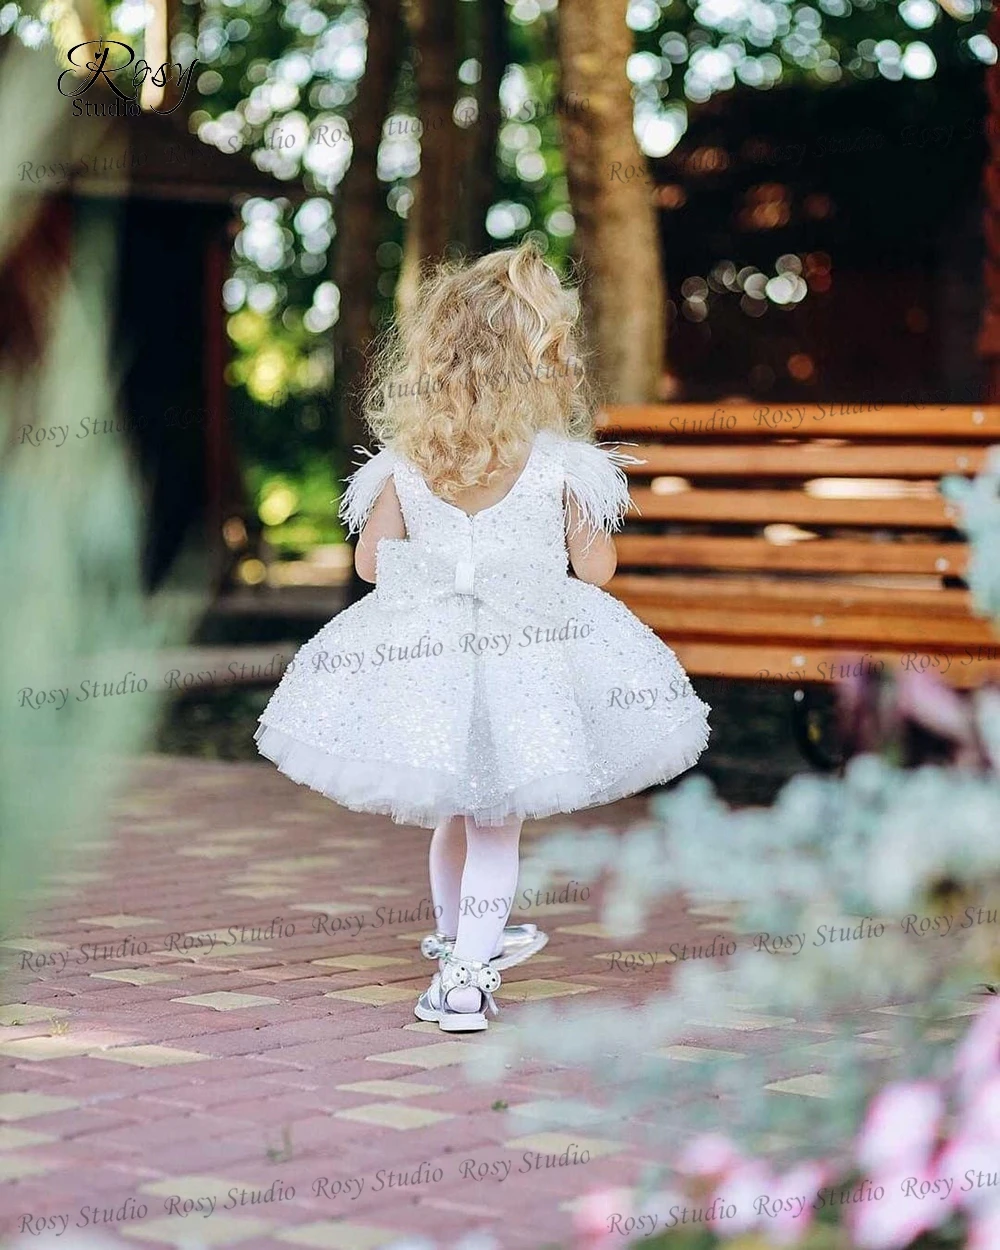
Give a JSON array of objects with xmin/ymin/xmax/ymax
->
[
  {"xmin": 339, "ymin": 446, "xmax": 400, "ymax": 536},
  {"xmin": 536, "ymin": 430, "xmax": 644, "ymax": 535}
]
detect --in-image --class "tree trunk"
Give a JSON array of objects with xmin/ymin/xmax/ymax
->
[
  {"xmin": 397, "ymin": 0, "xmax": 459, "ymax": 313},
  {"xmin": 466, "ymin": 0, "xmax": 506, "ymax": 255},
  {"xmin": 334, "ymin": 0, "xmax": 403, "ymax": 605},
  {"xmin": 411, "ymin": 0, "xmax": 459, "ymax": 261},
  {"xmin": 977, "ymin": 2, "xmax": 1000, "ymax": 400},
  {"xmin": 334, "ymin": 0, "xmax": 403, "ymax": 459},
  {"xmin": 557, "ymin": 0, "xmax": 665, "ymax": 403}
]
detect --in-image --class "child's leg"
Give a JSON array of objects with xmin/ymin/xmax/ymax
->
[
  {"xmin": 449, "ymin": 816, "xmax": 522, "ymax": 1012},
  {"xmin": 428, "ymin": 816, "xmax": 466, "ymax": 937}
]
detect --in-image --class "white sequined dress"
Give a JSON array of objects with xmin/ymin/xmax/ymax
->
[{"xmin": 255, "ymin": 430, "xmax": 711, "ymax": 827}]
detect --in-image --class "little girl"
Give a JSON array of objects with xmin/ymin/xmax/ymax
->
[{"xmin": 256, "ymin": 243, "xmax": 711, "ymax": 1031}]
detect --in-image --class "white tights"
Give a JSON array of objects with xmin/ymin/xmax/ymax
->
[{"xmin": 428, "ymin": 814, "xmax": 523, "ymax": 1012}]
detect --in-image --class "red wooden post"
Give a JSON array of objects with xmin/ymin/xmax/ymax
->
[
  {"xmin": 0, "ymin": 196, "xmax": 73, "ymax": 369},
  {"xmin": 978, "ymin": 9, "xmax": 1000, "ymax": 399},
  {"xmin": 203, "ymin": 223, "xmax": 231, "ymax": 583}
]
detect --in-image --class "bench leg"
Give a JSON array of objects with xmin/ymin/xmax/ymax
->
[{"xmin": 790, "ymin": 686, "xmax": 843, "ymax": 772}]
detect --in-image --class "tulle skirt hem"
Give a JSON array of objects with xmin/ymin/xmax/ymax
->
[{"xmin": 254, "ymin": 714, "xmax": 710, "ymax": 829}]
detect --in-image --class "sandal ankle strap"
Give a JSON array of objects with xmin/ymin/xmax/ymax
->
[
  {"xmin": 440, "ymin": 955, "xmax": 501, "ymax": 993},
  {"xmin": 440, "ymin": 955, "xmax": 501, "ymax": 1014},
  {"xmin": 420, "ymin": 932, "xmax": 455, "ymax": 961}
]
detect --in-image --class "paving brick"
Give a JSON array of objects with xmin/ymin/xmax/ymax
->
[
  {"xmin": 0, "ymin": 756, "xmax": 821, "ymax": 1247},
  {"xmin": 75, "ymin": 1112, "xmax": 262, "ymax": 1153}
]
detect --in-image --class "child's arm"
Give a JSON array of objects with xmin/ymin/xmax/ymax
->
[
  {"xmin": 355, "ymin": 480, "xmax": 406, "ymax": 582},
  {"xmin": 565, "ymin": 495, "xmax": 617, "ymax": 586}
]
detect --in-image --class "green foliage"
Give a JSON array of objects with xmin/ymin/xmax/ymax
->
[
  {"xmin": 174, "ymin": 0, "xmax": 992, "ymax": 545},
  {"xmin": 644, "ymin": 1231, "xmax": 722, "ymax": 1250},
  {"xmin": 249, "ymin": 454, "xmax": 345, "ymax": 555},
  {"xmin": 14, "ymin": 0, "xmax": 989, "ymax": 555},
  {"xmin": 631, "ymin": 0, "xmax": 989, "ymax": 109},
  {"xmin": 639, "ymin": 1225, "xmax": 856, "ymax": 1248}
]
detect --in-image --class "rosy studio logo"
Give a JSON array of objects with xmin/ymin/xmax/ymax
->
[{"xmin": 57, "ymin": 40, "xmax": 198, "ymax": 118}]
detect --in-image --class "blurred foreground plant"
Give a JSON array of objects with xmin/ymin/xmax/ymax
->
[
  {"xmin": 469, "ymin": 449, "xmax": 1000, "ymax": 1245},
  {"xmin": 569, "ymin": 999, "xmax": 1000, "ymax": 1250},
  {"xmin": 0, "ymin": 45, "xmax": 195, "ymax": 944}
]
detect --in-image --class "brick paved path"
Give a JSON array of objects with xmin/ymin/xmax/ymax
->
[
  {"xmin": 0, "ymin": 757, "xmax": 978, "ymax": 1250},
  {"xmin": 0, "ymin": 758, "xmax": 666, "ymax": 1250}
]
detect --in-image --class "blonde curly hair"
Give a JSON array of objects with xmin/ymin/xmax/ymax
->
[{"xmin": 363, "ymin": 242, "xmax": 594, "ymax": 501}]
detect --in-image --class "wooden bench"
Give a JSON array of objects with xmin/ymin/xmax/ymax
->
[{"xmin": 596, "ymin": 403, "xmax": 1000, "ymax": 690}]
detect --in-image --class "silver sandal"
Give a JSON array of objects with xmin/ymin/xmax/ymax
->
[
  {"xmin": 420, "ymin": 923, "xmax": 548, "ymax": 971},
  {"xmin": 414, "ymin": 955, "xmax": 501, "ymax": 1032}
]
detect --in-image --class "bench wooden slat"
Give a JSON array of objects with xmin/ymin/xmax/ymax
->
[
  {"xmin": 672, "ymin": 642, "xmax": 1000, "ymax": 688},
  {"xmin": 598, "ymin": 403, "xmax": 1000, "ymax": 439},
  {"xmin": 610, "ymin": 574, "xmax": 976, "ymax": 615},
  {"xmin": 616, "ymin": 600, "xmax": 997, "ymax": 647},
  {"xmin": 621, "ymin": 444, "xmax": 988, "ymax": 478},
  {"xmin": 614, "ymin": 535, "xmax": 968, "ymax": 576},
  {"xmin": 631, "ymin": 487, "xmax": 956, "ymax": 528},
  {"xmin": 598, "ymin": 402, "xmax": 997, "ymax": 687}
]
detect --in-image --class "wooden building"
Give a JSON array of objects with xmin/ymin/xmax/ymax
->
[{"xmin": 7, "ymin": 87, "xmax": 298, "ymax": 590}]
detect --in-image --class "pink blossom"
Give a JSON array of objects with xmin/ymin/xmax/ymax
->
[
  {"xmin": 763, "ymin": 1161, "xmax": 829, "ymax": 1247},
  {"xmin": 895, "ymin": 670, "xmax": 977, "ymax": 752},
  {"xmin": 938, "ymin": 1134, "xmax": 1000, "ymax": 1212},
  {"xmin": 572, "ymin": 1188, "xmax": 634, "ymax": 1250},
  {"xmin": 848, "ymin": 1166, "xmax": 950, "ymax": 1250},
  {"xmin": 975, "ymin": 686, "xmax": 1000, "ymax": 772},
  {"xmin": 955, "ymin": 1073, "xmax": 1000, "ymax": 1148},
  {"xmin": 675, "ymin": 1133, "xmax": 742, "ymax": 1177},
  {"xmin": 711, "ymin": 1159, "xmax": 774, "ymax": 1235},
  {"xmin": 953, "ymin": 998, "xmax": 1000, "ymax": 1101},
  {"xmin": 855, "ymin": 1081, "xmax": 943, "ymax": 1173}
]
